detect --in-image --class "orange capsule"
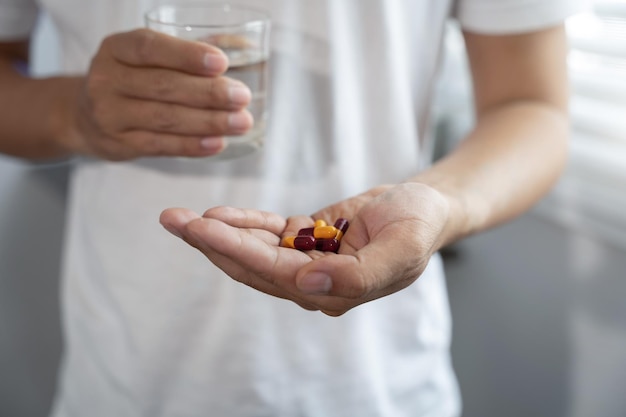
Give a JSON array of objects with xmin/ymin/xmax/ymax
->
[
  {"xmin": 314, "ymin": 219, "xmax": 327, "ymax": 228},
  {"xmin": 281, "ymin": 236, "xmax": 296, "ymax": 249},
  {"xmin": 314, "ymin": 225, "xmax": 338, "ymax": 239}
]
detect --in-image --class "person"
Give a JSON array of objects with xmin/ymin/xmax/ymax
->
[{"xmin": 0, "ymin": 0, "xmax": 581, "ymax": 416}]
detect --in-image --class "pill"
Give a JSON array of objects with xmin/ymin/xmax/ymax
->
[
  {"xmin": 316, "ymin": 238, "xmax": 339, "ymax": 253},
  {"xmin": 334, "ymin": 218, "xmax": 350, "ymax": 240},
  {"xmin": 281, "ymin": 218, "xmax": 350, "ymax": 252},
  {"xmin": 298, "ymin": 227, "xmax": 315, "ymax": 236},
  {"xmin": 281, "ymin": 236, "xmax": 296, "ymax": 249},
  {"xmin": 294, "ymin": 236, "xmax": 316, "ymax": 251},
  {"xmin": 314, "ymin": 225, "xmax": 338, "ymax": 239},
  {"xmin": 314, "ymin": 219, "xmax": 327, "ymax": 228}
]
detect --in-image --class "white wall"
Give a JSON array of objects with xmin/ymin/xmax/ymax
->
[{"xmin": 446, "ymin": 213, "xmax": 626, "ymax": 417}]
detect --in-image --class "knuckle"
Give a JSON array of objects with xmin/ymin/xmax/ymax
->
[
  {"xmin": 203, "ymin": 78, "xmax": 222, "ymax": 101},
  {"xmin": 152, "ymin": 71, "xmax": 175, "ymax": 98},
  {"xmin": 125, "ymin": 131, "xmax": 168, "ymax": 157},
  {"xmin": 202, "ymin": 112, "xmax": 228, "ymax": 134},
  {"xmin": 151, "ymin": 105, "xmax": 180, "ymax": 131},
  {"xmin": 144, "ymin": 135, "xmax": 169, "ymax": 156},
  {"xmin": 94, "ymin": 133, "xmax": 135, "ymax": 161},
  {"xmin": 99, "ymin": 33, "xmax": 116, "ymax": 50},
  {"xmin": 134, "ymin": 29, "xmax": 158, "ymax": 63},
  {"xmin": 89, "ymin": 100, "xmax": 113, "ymax": 129},
  {"xmin": 85, "ymin": 71, "xmax": 109, "ymax": 99},
  {"xmin": 345, "ymin": 275, "xmax": 371, "ymax": 299}
]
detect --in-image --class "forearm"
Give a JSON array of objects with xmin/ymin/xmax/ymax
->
[
  {"xmin": 0, "ymin": 57, "xmax": 83, "ymax": 159},
  {"xmin": 411, "ymin": 100, "xmax": 568, "ymax": 249}
]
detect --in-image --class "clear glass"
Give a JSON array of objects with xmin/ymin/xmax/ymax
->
[{"xmin": 145, "ymin": 3, "xmax": 271, "ymax": 160}]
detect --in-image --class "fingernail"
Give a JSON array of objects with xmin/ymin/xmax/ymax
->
[
  {"xmin": 228, "ymin": 111, "xmax": 252, "ymax": 132},
  {"xmin": 228, "ymin": 82, "xmax": 251, "ymax": 106},
  {"xmin": 203, "ymin": 52, "xmax": 226, "ymax": 73},
  {"xmin": 298, "ymin": 272, "xmax": 332, "ymax": 295},
  {"xmin": 200, "ymin": 136, "xmax": 225, "ymax": 151}
]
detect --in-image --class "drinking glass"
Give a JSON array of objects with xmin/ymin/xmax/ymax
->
[{"xmin": 145, "ymin": 3, "xmax": 271, "ymax": 160}]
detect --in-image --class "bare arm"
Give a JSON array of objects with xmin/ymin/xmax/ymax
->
[
  {"xmin": 0, "ymin": 40, "xmax": 82, "ymax": 159},
  {"xmin": 412, "ymin": 24, "xmax": 569, "ymax": 249}
]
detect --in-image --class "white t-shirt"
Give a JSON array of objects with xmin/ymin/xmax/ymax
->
[{"xmin": 1, "ymin": 1, "xmax": 579, "ymax": 416}]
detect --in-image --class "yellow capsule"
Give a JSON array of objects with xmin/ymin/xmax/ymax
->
[
  {"xmin": 282, "ymin": 236, "xmax": 296, "ymax": 249},
  {"xmin": 314, "ymin": 219, "xmax": 327, "ymax": 228},
  {"xmin": 336, "ymin": 230, "xmax": 344, "ymax": 241},
  {"xmin": 314, "ymin": 225, "xmax": 338, "ymax": 239}
]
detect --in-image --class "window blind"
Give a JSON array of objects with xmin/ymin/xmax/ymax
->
[{"xmin": 536, "ymin": 0, "xmax": 626, "ymax": 249}]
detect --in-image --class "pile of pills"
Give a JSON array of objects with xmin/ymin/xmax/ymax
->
[{"xmin": 281, "ymin": 218, "xmax": 350, "ymax": 253}]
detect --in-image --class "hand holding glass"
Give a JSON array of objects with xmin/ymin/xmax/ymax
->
[{"xmin": 145, "ymin": 4, "xmax": 270, "ymax": 160}]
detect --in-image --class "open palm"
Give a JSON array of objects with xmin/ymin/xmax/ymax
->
[{"xmin": 160, "ymin": 183, "xmax": 450, "ymax": 315}]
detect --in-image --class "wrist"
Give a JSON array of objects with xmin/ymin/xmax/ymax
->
[
  {"xmin": 48, "ymin": 76, "xmax": 89, "ymax": 157},
  {"xmin": 402, "ymin": 179, "xmax": 475, "ymax": 251}
]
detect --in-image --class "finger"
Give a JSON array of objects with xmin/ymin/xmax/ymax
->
[
  {"xmin": 191, "ymin": 238, "xmax": 318, "ymax": 310},
  {"xmin": 106, "ymin": 29, "xmax": 228, "ymax": 76},
  {"xmin": 283, "ymin": 215, "xmax": 315, "ymax": 237},
  {"xmin": 113, "ymin": 98, "xmax": 253, "ymax": 136},
  {"xmin": 115, "ymin": 67, "xmax": 251, "ymax": 110},
  {"xmin": 160, "ymin": 207, "xmax": 201, "ymax": 238},
  {"xmin": 161, "ymin": 207, "xmax": 284, "ymax": 245},
  {"xmin": 161, "ymin": 208, "xmax": 319, "ymax": 310},
  {"xmin": 184, "ymin": 217, "xmax": 310, "ymax": 289},
  {"xmin": 119, "ymin": 131, "xmax": 226, "ymax": 158},
  {"xmin": 162, "ymin": 207, "xmax": 291, "ymax": 279},
  {"xmin": 183, "ymin": 217, "xmax": 324, "ymax": 302},
  {"xmin": 202, "ymin": 206, "xmax": 288, "ymax": 237}
]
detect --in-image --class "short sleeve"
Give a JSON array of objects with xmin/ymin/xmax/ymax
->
[
  {"xmin": 0, "ymin": 0, "xmax": 39, "ymax": 40},
  {"xmin": 454, "ymin": 0, "xmax": 591, "ymax": 34}
]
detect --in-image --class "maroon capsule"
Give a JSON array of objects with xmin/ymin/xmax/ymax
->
[
  {"xmin": 333, "ymin": 218, "xmax": 350, "ymax": 239},
  {"xmin": 298, "ymin": 227, "xmax": 315, "ymax": 236},
  {"xmin": 294, "ymin": 236, "xmax": 316, "ymax": 251},
  {"xmin": 316, "ymin": 238, "xmax": 339, "ymax": 253}
]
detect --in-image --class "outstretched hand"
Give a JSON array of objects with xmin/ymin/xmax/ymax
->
[{"xmin": 160, "ymin": 183, "xmax": 451, "ymax": 316}]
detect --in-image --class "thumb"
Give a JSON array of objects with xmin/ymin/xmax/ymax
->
[{"xmin": 294, "ymin": 236, "xmax": 415, "ymax": 300}]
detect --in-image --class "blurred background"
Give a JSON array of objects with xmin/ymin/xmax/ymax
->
[{"xmin": 1, "ymin": 1, "xmax": 625, "ymax": 416}]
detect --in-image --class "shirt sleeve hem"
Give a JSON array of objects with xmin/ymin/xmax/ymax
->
[{"xmin": 456, "ymin": 0, "xmax": 591, "ymax": 35}]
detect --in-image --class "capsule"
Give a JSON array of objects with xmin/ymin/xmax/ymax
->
[
  {"xmin": 281, "ymin": 236, "xmax": 296, "ymax": 249},
  {"xmin": 334, "ymin": 218, "xmax": 350, "ymax": 240},
  {"xmin": 314, "ymin": 219, "xmax": 327, "ymax": 228},
  {"xmin": 297, "ymin": 227, "xmax": 315, "ymax": 236},
  {"xmin": 294, "ymin": 236, "xmax": 316, "ymax": 251},
  {"xmin": 316, "ymin": 238, "xmax": 339, "ymax": 253},
  {"xmin": 313, "ymin": 225, "xmax": 338, "ymax": 239}
]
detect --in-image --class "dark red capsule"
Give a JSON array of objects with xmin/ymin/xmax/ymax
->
[
  {"xmin": 333, "ymin": 218, "xmax": 350, "ymax": 239},
  {"xmin": 294, "ymin": 236, "xmax": 316, "ymax": 251},
  {"xmin": 298, "ymin": 227, "xmax": 315, "ymax": 236},
  {"xmin": 316, "ymin": 238, "xmax": 339, "ymax": 253}
]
